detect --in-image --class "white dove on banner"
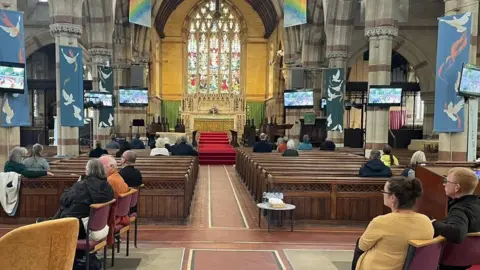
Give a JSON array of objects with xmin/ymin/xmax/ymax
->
[
  {"xmin": 332, "ymin": 69, "xmax": 341, "ymax": 83},
  {"xmin": 72, "ymin": 105, "xmax": 82, "ymax": 121},
  {"xmin": 444, "ymin": 99, "xmax": 465, "ymax": 121},
  {"xmin": 329, "ymin": 82, "xmax": 343, "ymax": 92},
  {"xmin": 62, "ymin": 89, "xmax": 75, "ymax": 105},
  {"xmin": 61, "ymin": 48, "xmax": 79, "ymax": 72},
  {"xmin": 454, "ymin": 71, "xmax": 461, "ymax": 92},
  {"xmin": 328, "ymin": 87, "xmax": 341, "ymax": 101},
  {"xmin": 438, "ymin": 12, "xmax": 471, "ymax": 33},
  {"xmin": 12, "ymin": 93, "xmax": 19, "ymax": 97},
  {"xmin": 327, "ymin": 114, "xmax": 332, "ymax": 127},
  {"xmin": 100, "ymin": 69, "xmax": 112, "ymax": 80},
  {"xmin": 332, "ymin": 124, "xmax": 344, "ymax": 133},
  {"xmin": 99, "ymin": 81, "xmax": 108, "ymax": 92},
  {"xmin": 99, "ymin": 121, "xmax": 108, "ymax": 128},
  {"xmin": 2, "ymin": 96, "xmax": 14, "ymax": 124},
  {"xmin": 108, "ymin": 113, "xmax": 114, "ymax": 126},
  {"xmin": 0, "ymin": 15, "xmax": 20, "ymax": 37}
]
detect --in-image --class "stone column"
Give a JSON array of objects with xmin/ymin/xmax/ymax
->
[
  {"xmin": 89, "ymin": 48, "xmax": 113, "ymax": 147},
  {"xmin": 0, "ymin": 1, "xmax": 19, "ymax": 170},
  {"xmin": 49, "ymin": 0, "xmax": 84, "ymax": 157},
  {"xmin": 438, "ymin": 0, "xmax": 478, "ymax": 161},
  {"xmin": 421, "ymin": 91, "xmax": 435, "ymax": 138},
  {"xmin": 364, "ymin": 11, "xmax": 398, "ymax": 156}
]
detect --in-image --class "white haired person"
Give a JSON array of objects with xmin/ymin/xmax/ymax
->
[
  {"xmin": 150, "ymin": 138, "xmax": 170, "ymax": 156},
  {"xmin": 171, "ymin": 135, "xmax": 198, "ymax": 156},
  {"xmin": 23, "ymin": 144, "xmax": 50, "ymax": 171},
  {"xmin": 282, "ymin": 140, "xmax": 299, "ymax": 157},
  {"xmin": 5, "ymin": 147, "xmax": 53, "ymax": 178},
  {"xmin": 401, "ymin": 151, "xmax": 426, "ymax": 179}
]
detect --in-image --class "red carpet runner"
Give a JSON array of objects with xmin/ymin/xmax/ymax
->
[{"xmin": 198, "ymin": 132, "xmax": 236, "ymax": 165}]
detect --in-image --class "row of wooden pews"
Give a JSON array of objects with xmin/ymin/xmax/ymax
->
[
  {"xmin": 236, "ymin": 148, "xmax": 405, "ymax": 223},
  {"xmin": 0, "ymin": 153, "xmax": 199, "ymax": 224}
]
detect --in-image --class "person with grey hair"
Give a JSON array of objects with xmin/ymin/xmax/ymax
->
[
  {"xmin": 150, "ymin": 138, "xmax": 170, "ymax": 156},
  {"xmin": 359, "ymin": 150, "xmax": 392, "ymax": 178},
  {"xmin": 4, "ymin": 147, "xmax": 53, "ymax": 178},
  {"xmin": 298, "ymin": 134, "xmax": 313, "ymax": 150},
  {"xmin": 119, "ymin": 150, "xmax": 143, "ymax": 187},
  {"xmin": 253, "ymin": 133, "xmax": 272, "ymax": 153},
  {"xmin": 282, "ymin": 139, "xmax": 299, "ymax": 157},
  {"xmin": 171, "ymin": 135, "xmax": 198, "ymax": 156},
  {"xmin": 106, "ymin": 134, "xmax": 120, "ymax": 149},
  {"xmin": 130, "ymin": 133, "xmax": 145, "ymax": 149},
  {"xmin": 23, "ymin": 144, "xmax": 50, "ymax": 171}
]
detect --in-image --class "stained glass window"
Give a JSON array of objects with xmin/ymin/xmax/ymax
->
[{"xmin": 186, "ymin": 0, "xmax": 242, "ymax": 94}]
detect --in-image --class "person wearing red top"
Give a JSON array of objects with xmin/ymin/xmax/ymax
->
[{"xmin": 277, "ymin": 137, "xmax": 288, "ymax": 153}]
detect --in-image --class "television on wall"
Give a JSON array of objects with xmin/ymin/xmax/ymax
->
[
  {"xmin": 0, "ymin": 61, "xmax": 25, "ymax": 93},
  {"xmin": 284, "ymin": 89, "xmax": 314, "ymax": 108},
  {"xmin": 458, "ymin": 63, "xmax": 480, "ymax": 97},
  {"xmin": 84, "ymin": 92, "xmax": 113, "ymax": 107},
  {"xmin": 119, "ymin": 87, "xmax": 149, "ymax": 106},
  {"xmin": 367, "ymin": 86, "xmax": 402, "ymax": 106}
]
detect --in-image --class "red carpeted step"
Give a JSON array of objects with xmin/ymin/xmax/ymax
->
[{"xmin": 198, "ymin": 132, "xmax": 236, "ymax": 165}]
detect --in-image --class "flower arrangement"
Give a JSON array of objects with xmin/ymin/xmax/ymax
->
[{"xmin": 209, "ymin": 106, "xmax": 218, "ymax": 114}]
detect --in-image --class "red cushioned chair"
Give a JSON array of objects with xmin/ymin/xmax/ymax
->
[
  {"xmin": 404, "ymin": 237, "xmax": 445, "ymax": 270},
  {"xmin": 77, "ymin": 199, "xmax": 116, "ymax": 270},
  {"xmin": 440, "ymin": 232, "xmax": 480, "ymax": 267},
  {"xmin": 111, "ymin": 189, "xmax": 137, "ymax": 267},
  {"xmin": 129, "ymin": 184, "xmax": 144, "ymax": 248}
]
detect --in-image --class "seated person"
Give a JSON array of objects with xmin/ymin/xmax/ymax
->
[
  {"xmin": 253, "ymin": 133, "xmax": 272, "ymax": 153},
  {"xmin": 149, "ymin": 134, "xmax": 160, "ymax": 149},
  {"xmin": 401, "ymin": 151, "xmax": 426, "ymax": 179},
  {"xmin": 89, "ymin": 141, "xmax": 108, "ymax": 158},
  {"xmin": 277, "ymin": 137, "xmax": 288, "ymax": 153},
  {"xmin": 99, "ymin": 155, "xmax": 129, "ymax": 226},
  {"xmin": 320, "ymin": 138, "xmax": 336, "ymax": 151},
  {"xmin": 43, "ymin": 159, "xmax": 114, "ymax": 240},
  {"xmin": 380, "ymin": 144, "xmax": 399, "ymax": 167},
  {"xmin": 23, "ymin": 144, "xmax": 50, "ymax": 171},
  {"xmin": 119, "ymin": 150, "xmax": 143, "ymax": 187},
  {"xmin": 150, "ymin": 138, "xmax": 170, "ymax": 156},
  {"xmin": 434, "ymin": 167, "xmax": 480, "ymax": 270},
  {"xmin": 115, "ymin": 141, "xmax": 131, "ymax": 158},
  {"xmin": 130, "ymin": 133, "xmax": 146, "ymax": 149},
  {"xmin": 282, "ymin": 139, "xmax": 299, "ymax": 157},
  {"xmin": 297, "ymin": 135, "xmax": 313, "ymax": 151},
  {"xmin": 353, "ymin": 177, "xmax": 433, "ymax": 270},
  {"xmin": 171, "ymin": 136, "xmax": 198, "ymax": 156},
  {"xmin": 106, "ymin": 134, "xmax": 120, "ymax": 149},
  {"xmin": 359, "ymin": 150, "xmax": 392, "ymax": 178},
  {"xmin": 5, "ymin": 147, "xmax": 52, "ymax": 178}
]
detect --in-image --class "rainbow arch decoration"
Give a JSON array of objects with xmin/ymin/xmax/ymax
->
[
  {"xmin": 129, "ymin": 0, "xmax": 152, "ymax": 28},
  {"xmin": 284, "ymin": 0, "xmax": 307, "ymax": 27}
]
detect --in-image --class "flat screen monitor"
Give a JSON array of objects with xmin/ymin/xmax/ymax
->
[
  {"xmin": 368, "ymin": 86, "xmax": 402, "ymax": 106},
  {"xmin": 458, "ymin": 64, "xmax": 480, "ymax": 97},
  {"xmin": 119, "ymin": 88, "xmax": 148, "ymax": 106},
  {"xmin": 84, "ymin": 92, "xmax": 113, "ymax": 107},
  {"xmin": 0, "ymin": 61, "xmax": 25, "ymax": 93},
  {"xmin": 284, "ymin": 89, "xmax": 314, "ymax": 108}
]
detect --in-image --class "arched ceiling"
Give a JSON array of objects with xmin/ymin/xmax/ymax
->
[{"xmin": 155, "ymin": 0, "xmax": 278, "ymax": 39}]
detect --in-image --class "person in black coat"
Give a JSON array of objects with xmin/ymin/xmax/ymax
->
[
  {"xmin": 88, "ymin": 141, "xmax": 108, "ymax": 158},
  {"xmin": 119, "ymin": 150, "xmax": 143, "ymax": 187},
  {"xmin": 359, "ymin": 150, "xmax": 392, "ymax": 178},
  {"xmin": 282, "ymin": 139, "xmax": 299, "ymax": 157},
  {"xmin": 130, "ymin": 133, "xmax": 146, "ymax": 149},
  {"xmin": 253, "ymin": 133, "xmax": 272, "ymax": 153},
  {"xmin": 116, "ymin": 141, "xmax": 131, "ymax": 158},
  {"xmin": 171, "ymin": 136, "xmax": 198, "ymax": 156},
  {"xmin": 320, "ymin": 138, "xmax": 336, "ymax": 151},
  {"xmin": 434, "ymin": 167, "xmax": 480, "ymax": 270}
]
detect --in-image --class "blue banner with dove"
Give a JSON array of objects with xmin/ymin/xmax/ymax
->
[
  {"xmin": 433, "ymin": 12, "xmax": 471, "ymax": 133},
  {"xmin": 0, "ymin": 9, "xmax": 30, "ymax": 127},
  {"xmin": 98, "ymin": 66, "xmax": 114, "ymax": 127},
  {"xmin": 324, "ymin": 68, "xmax": 345, "ymax": 133},
  {"xmin": 59, "ymin": 45, "xmax": 84, "ymax": 127}
]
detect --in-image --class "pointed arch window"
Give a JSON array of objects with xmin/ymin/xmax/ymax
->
[{"xmin": 186, "ymin": 0, "xmax": 242, "ymax": 94}]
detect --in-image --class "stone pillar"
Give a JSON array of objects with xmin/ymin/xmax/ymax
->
[
  {"xmin": 421, "ymin": 91, "xmax": 435, "ymax": 138},
  {"xmin": 327, "ymin": 51, "xmax": 349, "ymax": 146},
  {"xmin": 49, "ymin": 0, "xmax": 84, "ymax": 157},
  {"xmin": 89, "ymin": 48, "xmax": 113, "ymax": 147},
  {"xmin": 364, "ymin": 4, "xmax": 398, "ymax": 156},
  {"xmin": 0, "ymin": 0, "xmax": 19, "ymax": 170},
  {"xmin": 438, "ymin": 0, "xmax": 478, "ymax": 161}
]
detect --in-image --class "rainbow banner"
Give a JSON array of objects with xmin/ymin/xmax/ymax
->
[
  {"xmin": 284, "ymin": 0, "xmax": 307, "ymax": 27},
  {"xmin": 129, "ymin": 0, "xmax": 152, "ymax": 28}
]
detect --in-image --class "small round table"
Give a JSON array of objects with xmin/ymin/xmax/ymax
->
[{"xmin": 257, "ymin": 203, "xmax": 296, "ymax": 232}]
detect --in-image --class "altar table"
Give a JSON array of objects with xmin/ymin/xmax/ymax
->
[{"xmin": 194, "ymin": 118, "xmax": 234, "ymax": 133}]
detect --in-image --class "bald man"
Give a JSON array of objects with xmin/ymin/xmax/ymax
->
[{"xmin": 119, "ymin": 150, "xmax": 143, "ymax": 187}]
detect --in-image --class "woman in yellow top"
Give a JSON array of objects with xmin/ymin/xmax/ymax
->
[
  {"xmin": 380, "ymin": 144, "xmax": 399, "ymax": 167},
  {"xmin": 353, "ymin": 177, "xmax": 434, "ymax": 270}
]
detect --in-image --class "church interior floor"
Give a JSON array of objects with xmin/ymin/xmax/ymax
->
[{"xmin": 0, "ymin": 165, "xmax": 363, "ymax": 269}]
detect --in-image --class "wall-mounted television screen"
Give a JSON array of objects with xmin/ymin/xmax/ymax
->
[
  {"xmin": 119, "ymin": 88, "xmax": 148, "ymax": 106},
  {"xmin": 0, "ymin": 61, "xmax": 25, "ymax": 93},
  {"xmin": 284, "ymin": 89, "xmax": 314, "ymax": 108},
  {"xmin": 84, "ymin": 92, "xmax": 113, "ymax": 107},
  {"xmin": 368, "ymin": 86, "xmax": 402, "ymax": 106},
  {"xmin": 458, "ymin": 64, "xmax": 480, "ymax": 97}
]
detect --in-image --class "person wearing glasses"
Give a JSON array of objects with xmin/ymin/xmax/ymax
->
[
  {"xmin": 352, "ymin": 177, "xmax": 433, "ymax": 270},
  {"xmin": 434, "ymin": 167, "xmax": 480, "ymax": 270}
]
